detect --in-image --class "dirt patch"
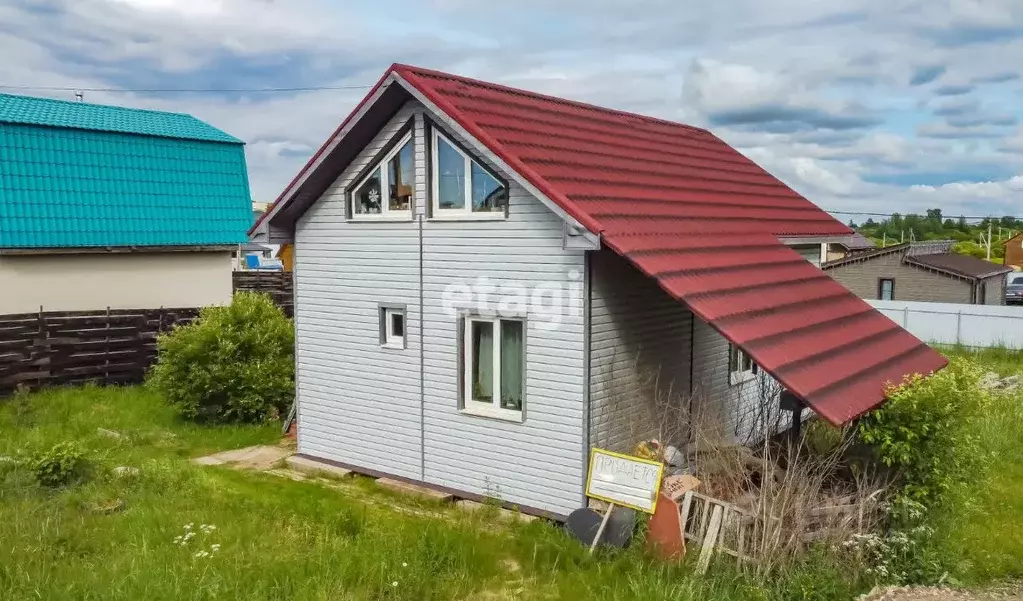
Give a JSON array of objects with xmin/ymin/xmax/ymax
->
[{"xmin": 860, "ymin": 582, "xmax": 1023, "ymax": 601}]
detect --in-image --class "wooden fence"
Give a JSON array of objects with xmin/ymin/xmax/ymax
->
[
  {"xmin": 0, "ymin": 273, "xmax": 293, "ymax": 397},
  {"xmin": 232, "ymin": 271, "xmax": 293, "ymax": 317},
  {"xmin": 0, "ymin": 308, "xmax": 199, "ymax": 396}
]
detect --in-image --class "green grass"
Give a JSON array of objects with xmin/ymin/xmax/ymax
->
[
  {"xmin": 0, "ymin": 385, "xmax": 867, "ymax": 601},
  {"xmin": 932, "ymin": 383, "xmax": 1023, "ymax": 583},
  {"xmin": 927, "ymin": 346, "xmax": 1023, "ymax": 583},
  {"xmin": 939, "ymin": 344, "xmax": 1023, "ymax": 377}
]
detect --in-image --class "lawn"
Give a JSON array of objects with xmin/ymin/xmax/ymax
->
[
  {"xmin": 1, "ymin": 355, "xmax": 1020, "ymax": 600},
  {"xmin": 933, "ymin": 346, "xmax": 1023, "ymax": 583},
  {"xmin": 0, "ymin": 385, "xmax": 863, "ymax": 601}
]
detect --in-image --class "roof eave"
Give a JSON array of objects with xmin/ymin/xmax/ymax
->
[{"xmin": 248, "ymin": 68, "xmax": 401, "ymax": 238}]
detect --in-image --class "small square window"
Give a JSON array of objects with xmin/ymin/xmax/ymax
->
[
  {"xmin": 728, "ymin": 344, "xmax": 756, "ymax": 386},
  {"xmin": 380, "ymin": 306, "xmax": 406, "ymax": 349}
]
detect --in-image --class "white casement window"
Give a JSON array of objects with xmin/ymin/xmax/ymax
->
[
  {"xmin": 461, "ymin": 316, "xmax": 525, "ymax": 420},
  {"xmin": 380, "ymin": 306, "xmax": 406, "ymax": 349},
  {"xmin": 728, "ymin": 344, "xmax": 756, "ymax": 386},
  {"xmin": 431, "ymin": 129, "xmax": 508, "ymax": 218},
  {"xmin": 350, "ymin": 132, "xmax": 414, "ymax": 219}
]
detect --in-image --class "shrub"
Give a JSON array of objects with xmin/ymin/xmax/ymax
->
[
  {"xmin": 32, "ymin": 442, "xmax": 89, "ymax": 487},
  {"xmin": 856, "ymin": 357, "xmax": 990, "ymax": 508},
  {"xmin": 148, "ymin": 292, "xmax": 294, "ymax": 424}
]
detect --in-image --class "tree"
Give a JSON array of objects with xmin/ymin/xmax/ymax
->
[
  {"xmin": 847, "ymin": 219, "xmax": 858, "ymax": 228},
  {"xmin": 957, "ymin": 216, "xmax": 969, "ymax": 232}
]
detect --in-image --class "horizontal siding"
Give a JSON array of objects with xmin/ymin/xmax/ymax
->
[
  {"xmin": 982, "ymin": 275, "xmax": 1005, "ymax": 306},
  {"xmin": 691, "ymin": 320, "xmax": 786, "ymax": 444},
  {"xmin": 825, "ymin": 253, "xmax": 973, "ymax": 304},
  {"xmin": 294, "ymin": 102, "xmax": 423, "ymax": 481},
  {"xmin": 421, "ymin": 116, "xmax": 586, "ymax": 516},
  {"xmin": 588, "ymin": 248, "xmax": 693, "ymax": 453},
  {"xmin": 294, "ymin": 99, "xmax": 587, "ymax": 516}
]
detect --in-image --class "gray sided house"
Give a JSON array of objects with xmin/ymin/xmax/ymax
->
[
  {"xmin": 822, "ymin": 241, "xmax": 1012, "ymax": 305},
  {"xmin": 252, "ymin": 64, "xmax": 946, "ymax": 518}
]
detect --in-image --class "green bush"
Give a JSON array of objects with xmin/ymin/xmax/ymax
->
[
  {"xmin": 32, "ymin": 442, "xmax": 89, "ymax": 487},
  {"xmin": 857, "ymin": 358, "xmax": 990, "ymax": 508},
  {"xmin": 148, "ymin": 292, "xmax": 294, "ymax": 424}
]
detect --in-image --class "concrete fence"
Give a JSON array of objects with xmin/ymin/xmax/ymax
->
[{"xmin": 868, "ymin": 300, "xmax": 1023, "ymax": 349}]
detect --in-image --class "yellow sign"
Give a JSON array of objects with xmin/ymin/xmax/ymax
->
[{"xmin": 585, "ymin": 448, "xmax": 664, "ymax": 514}]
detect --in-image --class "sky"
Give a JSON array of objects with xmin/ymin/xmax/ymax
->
[{"xmin": 2, "ymin": 0, "xmax": 1022, "ymax": 221}]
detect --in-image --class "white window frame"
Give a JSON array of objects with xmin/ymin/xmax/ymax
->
[
  {"xmin": 461, "ymin": 316, "xmax": 524, "ymax": 422},
  {"xmin": 349, "ymin": 131, "xmax": 414, "ymax": 221},
  {"xmin": 380, "ymin": 306, "xmax": 406, "ymax": 349},
  {"xmin": 430, "ymin": 129, "xmax": 506, "ymax": 221},
  {"xmin": 729, "ymin": 344, "xmax": 756, "ymax": 386}
]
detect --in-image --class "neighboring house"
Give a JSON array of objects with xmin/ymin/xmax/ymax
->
[
  {"xmin": 0, "ymin": 94, "xmax": 252, "ymax": 314},
  {"xmin": 822, "ymin": 241, "xmax": 1012, "ymax": 305},
  {"xmin": 1005, "ymin": 232, "xmax": 1023, "ymax": 270},
  {"xmin": 232, "ymin": 242, "xmax": 274, "ymax": 270},
  {"xmin": 826, "ymin": 233, "xmax": 877, "ymax": 262},
  {"xmin": 251, "ymin": 64, "xmax": 946, "ymax": 518}
]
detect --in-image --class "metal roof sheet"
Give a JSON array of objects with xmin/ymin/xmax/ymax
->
[
  {"xmin": 0, "ymin": 122, "xmax": 252, "ymax": 249},
  {"xmin": 0, "ymin": 93, "xmax": 242, "ymax": 143},
  {"xmin": 260, "ymin": 64, "xmax": 948, "ymax": 425},
  {"xmin": 840, "ymin": 233, "xmax": 877, "ymax": 250},
  {"xmin": 908, "ymin": 253, "xmax": 1012, "ymax": 280}
]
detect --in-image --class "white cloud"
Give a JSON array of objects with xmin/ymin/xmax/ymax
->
[{"xmin": 0, "ymin": 0, "xmax": 1020, "ymax": 219}]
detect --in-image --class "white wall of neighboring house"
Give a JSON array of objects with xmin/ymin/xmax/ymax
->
[
  {"xmin": 870, "ymin": 300, "xmax": 1023, "ymax": 349},
  {"xmin": 0, "ymin": 251, "xmax": 234, "ymax": 313}
]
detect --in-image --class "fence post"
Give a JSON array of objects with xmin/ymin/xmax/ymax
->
[
  {"xmin": 104, "ymin": 306, "xmax": 111, "ymax": 385},
  {"xmin": 37, "ymin": 305, "xmax": 46, "ymax": 391},
  {"xmin": 903, "ymin": 305, "xmax": 910, "ymax": 328},
  {"xmin": 956, "ymin": 309, "xmax": 962, "ymax": 346}
]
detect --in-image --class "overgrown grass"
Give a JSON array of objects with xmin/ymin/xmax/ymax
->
[
  {"xmin": 939, "ymin": 344, "xmax": 1023, "ymax": 377},
  {"xmin": 0, "ymin": 385, "xmax": 867, "ymax": 601},
  {"xmin": 926, "ymin": 346, "xmax": 1023, "ymax": 584}
]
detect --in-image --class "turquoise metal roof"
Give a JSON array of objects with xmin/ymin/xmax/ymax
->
[
  {"xmin": 0, "ymin": 94, "xmax": 252, "ymax": 249},
  {"xmin": 0, "ymin": 94, "xmax": 241, "ymax": 143}
]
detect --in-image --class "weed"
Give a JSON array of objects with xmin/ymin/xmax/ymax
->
[{"xmin": 31, "ymin": 442, "xmax": 89, "ymax": 487}]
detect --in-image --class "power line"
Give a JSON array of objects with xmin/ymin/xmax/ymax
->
[{"xmin": 0, "ymin": 83, "xmax": 375, "ymax": 94}]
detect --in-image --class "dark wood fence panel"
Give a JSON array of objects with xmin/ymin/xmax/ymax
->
[
  {"xmin": 0, "ymin": 308, "xmax": 198, "ymax": 396},
  {"xmin": 232, "ymin": 271, "xmax": 293, "ymax": 316}
]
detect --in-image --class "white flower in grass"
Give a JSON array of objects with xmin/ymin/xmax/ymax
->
[
  {"xmin": 402, "ymin": 562, "xmax": 408, "ymax": 568},
  {"xmin": 391, "ymin": 581, "xmax": 398, "ymax": 587},
  {"xmin": 211, "ymin": 544, "xmax": 221, "ymax": 553}
]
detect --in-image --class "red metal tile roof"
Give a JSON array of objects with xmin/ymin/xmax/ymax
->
[{"xmin": 261, "ymin": 64, "xmax": 948, "ymax": 425}]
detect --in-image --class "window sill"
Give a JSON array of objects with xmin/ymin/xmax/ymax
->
[
  {"xmin": 729, "ymin": 370, "xmax": 756, "ymax": 387},
  {"xmin": 349, "ymin": 214, "xmax": 413, "ymax": 222},
  {"xmin": 459, "ymin": 404, "xmax": 524, "ymax": 423},
  {"xmin": 428, "ymin": 212, "xmax": 506, "ymax": 222},
  {"xmin": 380, "ymin": 342, "xmax": 406, "ymax": 351}
]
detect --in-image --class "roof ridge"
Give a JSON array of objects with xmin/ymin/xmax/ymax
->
[
  {"xmin": 390, "ymin": 63, "xmax": 711, "ymax": 135},
  {"xmin": 0, "ymin": 92, "xmax": 195, "ymax": 121},
  {"xmin": 0, "ymin": 93, "xmax": 241, "ymax": 144}
]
